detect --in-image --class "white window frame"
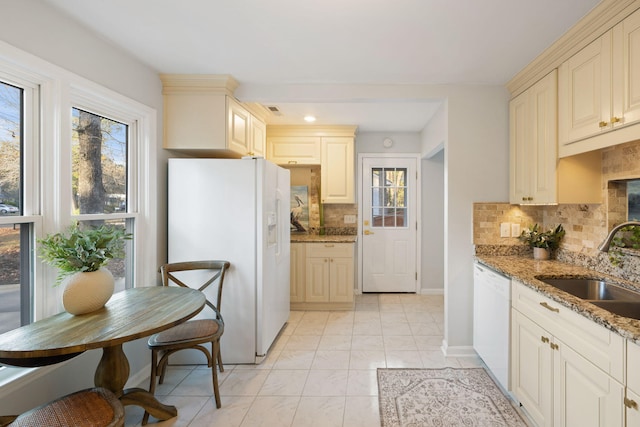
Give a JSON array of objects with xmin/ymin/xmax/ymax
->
[{"xmin": 0, "ymin": 40, "xmax": 157, "ymax": 388}]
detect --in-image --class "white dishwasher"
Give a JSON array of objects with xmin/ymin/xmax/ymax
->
[{"xmin": 473, "ymin": 262, "xmax": 511, "ymax": 392}]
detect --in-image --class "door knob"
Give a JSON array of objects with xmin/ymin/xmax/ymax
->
[{"xmin": 364, "ymin": 230, "xmax": 374, "ymax": 235}]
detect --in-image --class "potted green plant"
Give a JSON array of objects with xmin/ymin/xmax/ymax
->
[
  {"xmin": 39, "ymin": 222, "xmax": 132, "ymax": 314},
  {"xmin": 518, "ymin": 223, "xmax": 565, "ymax": 260}
]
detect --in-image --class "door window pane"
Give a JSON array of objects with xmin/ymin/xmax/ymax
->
[
  {"xmin": 71, "ymin": 108, "xmax": 127, "ymax": 214},
  {"xmin": 371, "ymin": 167, "xmax": 408, "ymax": 228}
]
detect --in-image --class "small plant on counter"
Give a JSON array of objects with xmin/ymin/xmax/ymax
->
[{"xmin": 518, "ymin": 223, "xmax": 565, "ymax": 250}]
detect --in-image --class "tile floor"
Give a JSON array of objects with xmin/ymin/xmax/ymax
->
[{"xmin": 125, "ymin": 293, "xmax": 482, "ymax": 427}]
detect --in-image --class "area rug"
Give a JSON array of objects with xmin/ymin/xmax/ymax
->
[{"xmin": 377, "ymin": 367, "xmax": 527, "ymax": 427}]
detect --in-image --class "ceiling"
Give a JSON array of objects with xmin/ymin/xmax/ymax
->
[{"xmin": 42, "ymin": 0, "xmax": 601, "ymax": 132}]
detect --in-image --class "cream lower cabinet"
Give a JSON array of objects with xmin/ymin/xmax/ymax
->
[
  {"xmin": 511, "ymin": 281, "xmax": 625, "ymax": 427},
  {"xmin": 627, "ymin": 342, "xmax": 640, "ymax": 426},
  {"xmin": 290, "ymin": 243, "xmax": 306, "ymax": 303},
  {"xmin": 290, "ymin": 242, "xmax": 354, "ymax": 310}
]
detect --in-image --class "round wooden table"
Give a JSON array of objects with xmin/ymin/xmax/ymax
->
[{"xmin": 0, "ymin": 286, "xmax": 205, "ymax": 422}]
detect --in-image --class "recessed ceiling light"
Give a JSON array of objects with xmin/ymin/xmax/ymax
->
[{"xmin": 304, "ymin": 115, "xmax": 316, "ymax": 123}]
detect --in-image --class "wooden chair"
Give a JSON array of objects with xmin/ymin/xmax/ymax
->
[
  {"xmin": 0, "ymin": 387, "xmax": 124, "ymax": 427},
  {"xmin": 143, "ymin": 260, "xmax": 230, "ymax": 425}
]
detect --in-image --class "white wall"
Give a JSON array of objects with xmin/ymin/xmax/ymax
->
[
  {"xmin": 0, "ymin": 0, "xmax": 164, "ymax": 412},
  {"xmin": 356, "ymin": 132, "xmax": 421, "ymax": 153},
  {"xmin": 421, "ymin": 150, "xmax": 444, "ymax": 292}
]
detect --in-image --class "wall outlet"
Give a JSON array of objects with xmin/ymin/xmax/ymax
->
[
  {"xmin": 511, "ymin": 223, "xmax": 521, "ymax": 237},
  {"xmin": 500, "ymin": 222, "xmax": 510, "ymax": 238},
  {"xmin": 344, "ymin": 215, "xmax": 356, "ymax": 224}
]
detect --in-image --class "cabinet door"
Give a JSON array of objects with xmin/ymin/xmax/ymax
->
[
  {"xmin": 612, "ymin": 8, "xmax": 640, "ymax": 128},
  {"xmin": 290, "ymin": 243, "xmax": 305, "ymax": 303},
  {"xmin": 321, "ymin": 137, "xmax": 354, "ymax": 204},
  {"xmin": 305, "ymin": 257, "xmax": 330, "ymax": 302},
  {"xmin": 329, "ymin": 257, "xmax": 354, "ymax": 303},
  {"xmin": 553, "ymin": 341, "xmax": 624, "ymax": 427},
  {"xmin": 509, "ymin": 90, "xmax": 531, "ymax": 204},
  {"xmin": 267, "ymin": 137, "xmax": 321, "ymax": 165},
  {"xmin": 558, "ymin": 31, "xmax": 612, "ymax": 145},
  {"xmin": 250, "ymin": 116, "xmax": 266, "ymax": 158},
  {"xmin": 227, "ymin": 97, "xmax": 251, "ymax": 156},
  {"xmin": 627, "ymin": 389, "xmax": 640, "ymax": 427},
  {"xmin": 512, "ymin": 310, "xmax": 553, "ymax": 427}
]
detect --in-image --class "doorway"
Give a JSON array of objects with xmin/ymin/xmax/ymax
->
[{"xmin": 359, "ymin": 155, "xmax": 419, "ymax": 293}]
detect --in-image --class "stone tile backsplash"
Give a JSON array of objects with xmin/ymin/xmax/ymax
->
[{"xmin": 474, "ymin": 138, "xmax": 640, "ymax": 283}]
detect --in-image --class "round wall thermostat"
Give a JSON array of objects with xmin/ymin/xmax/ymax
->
[{"xmin": 383, "ymin": 138, "xmax": 393, "ymax": 148}]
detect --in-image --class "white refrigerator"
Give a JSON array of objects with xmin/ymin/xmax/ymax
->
[{"xmin": 167, "ymin": 158, "xmax": 290, "ymax": 364}]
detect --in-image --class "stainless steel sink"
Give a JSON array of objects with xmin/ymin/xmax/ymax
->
[
  {"xmin": 588, "ymin": 301, "xmax": 640, "ymax": 320},
  {"xmin": 535, "ymin": 277, "xmax": 640, "ymax": 301},
  {"xmin": 535, "ymin": 275, "xmax": 640, "ymax": 320}
]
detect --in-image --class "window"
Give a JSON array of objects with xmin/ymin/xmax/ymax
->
[
  {"xmin": 371, "ymin": 167, "xmax": 407, "ymax": 227},
  {"xmin": 628, "ymin": 179, "xmax": 640, "ymax": 221},
  {"xmin": 0, "ymin": 79, "xmax": 35, "ymax": 333},
  {"xmin": 71, "ymin": 108, "xmax": 132, "ymax": 292}
]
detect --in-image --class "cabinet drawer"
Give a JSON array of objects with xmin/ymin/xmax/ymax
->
[
  {"xmin": 512, "ymin": 280, "xmax": 625, "ymax": 382},
  {"xmin": 306, "ymin": 243, "xmax": 353, "ymax": 258}
]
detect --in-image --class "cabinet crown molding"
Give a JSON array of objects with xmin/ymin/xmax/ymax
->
[
  {"xmin": 507, "ymin": 0, "xmax": 640, "ymax": 97},
  {"xmin": 160, "ymin": 74, "xmax": 239, "ymax": 95},
  {"xmin": 267, "ymin": 125, "xmax": 358, "ymax": 138}
]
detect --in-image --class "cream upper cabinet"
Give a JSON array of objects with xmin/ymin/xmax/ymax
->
[
  {"xmin": 321, "ymin": 137, "xmax": 355, "ymax": 204},
  {"xmin": 559, "ymin": 7, "xmax": 640, "ymax": 157},
  {"xmin": 161, "ymin": 74, "xmax": 265, "ymax": 157},
  {"xmin": 267, "ymin": 136, "xmax": 321, "ymax": 165},
  {"xmin": 509, "ymin": 71, "xmax": 601, "ymax": 205},
  {"xmin": 266, "ymin": 125, "xmax": 357, "ymax": 204},
  {"xmin": 509, "ymin": 71, "xmax": 557, "ymax": 205}
]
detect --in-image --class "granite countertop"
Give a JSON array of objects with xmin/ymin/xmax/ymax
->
[
  {"xmin": 290, "ymin": 234, "xmax": 357, "ymax": 243},
  {"xmin": 476, "ymin": 255, "xmax": 640, "ymax": 343}
]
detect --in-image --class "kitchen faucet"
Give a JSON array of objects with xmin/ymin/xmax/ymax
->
[{"xmin": 597, "ymin": 221, "xmax": 640, "ymax": 252}]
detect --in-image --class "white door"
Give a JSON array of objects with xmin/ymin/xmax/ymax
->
[{"xmin": 361, "ymin": 157, "xmax": 417, "ymax": 292}]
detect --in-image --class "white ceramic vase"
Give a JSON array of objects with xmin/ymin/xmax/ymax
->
[
  {"xmin": 62, "ymin": 268, "xmax": 115, "ymax": 315},
  {"xmin": 533, "ymin": 247, "xmax": 550, "ymax": 260}
]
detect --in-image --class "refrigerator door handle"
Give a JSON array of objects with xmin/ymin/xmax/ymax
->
[{"xmin": 275, "ymin": 189, "xmax": 283, "ymax": 258}]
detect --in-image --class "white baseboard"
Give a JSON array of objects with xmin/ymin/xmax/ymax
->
[
  {"xmin": 420, "ymin": 288, "xmax": 444, "ymax": 295},
  {"xmin": 440, "ymin": 340, "xmax": 477, "ymax": 357}
]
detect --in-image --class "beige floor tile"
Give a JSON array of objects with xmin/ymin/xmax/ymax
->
[
  {"xmin": 219, "ymin": 370, "xmax": 270, "ymax": 396},
  {"xmin": 346, "ymin": 369, "xmax": 379, "ymax": 396},
  {"xmin": 284, "ymin": 334, "xmax": 321, "ymax": 350},
  {"xmin": 378, "ymin": 294, "xmax": 401, "ymax": 303},
  {"xmin": 240, "ymin": 396, "xmax": 299, "ymax": 427},
  {"xmin": 291, "ymin": 396, "xmax": 346, "ymax": 427},
  {"xmin": 385, "ymin": 350, "xmax": 424, "ymax": 368},
  {"xmin": 327, "ymin": 311, "xmax": 355, "ymax": 323},
  {"xmin": 383, "ymin": 335, "xmax": 418, "ymax": 351},
  {"xmin": 318, "ymin": 335, "xmax": 352, "ymax": 350},
  {"xmin": 349, "ymin": 350, "xmax": 387, "ymax": 369},
  {"xmin": 409, "ymin": 321, "xmax": 442, "ymax": 336},
  {"xmin": 355, "ymin": 294, "xmax": 379, "ymax": 304},
  {"xmin": 352, "ymin": 321, "xmax": 382, "ymax": 336},
  {"xmin": 273, "ymin": 350, "xmax": 316, "ymax": 370},
  {"xmin": 353, "ymin": 310, "xmax": 381, "ymax": 322},
  {"xmin": 259, "ymin": 369, "xmax": 309, "ymax": 396},
  {"xmin": 139, "ymin": 395, "xmax": 210, "ymax": 426},
  {"xmin": 189, "ymin": 396, "xmax": 254, "ymax": 427},
  {"xmin": 343, "ymin": 396, "xmax": 380, "ymax": 427},
  {"xmin": 351, "ymin": 335, "xmax": 384, "ymax": 351},
  {"xmin": 419, "ymin": 350, "xmax": 461, "ymax": 368},
  {"xmin": 323, "ymin": 322, "xmax": 354, "ymax": 336},
  {"xmin": 303, "ymin": 370, "xmax": 349, "ymax": 396},
  {"xmin": 381, "ymin": 322, "xmax": 412, "ymax": 336},
  {"xmin": 413, "ymin": 335, "xmax": 444, "ymax": 350},
  {"xmin": 379, "ymin": 302, "xmax": 404, "ymax": 312},
  {"xmin": 311, "ymin": 350, "xmax": 351, "ymax": 370},
  {"xmin": 380, "ymin": 311, "xmax": 408, "ymax": 323}
]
